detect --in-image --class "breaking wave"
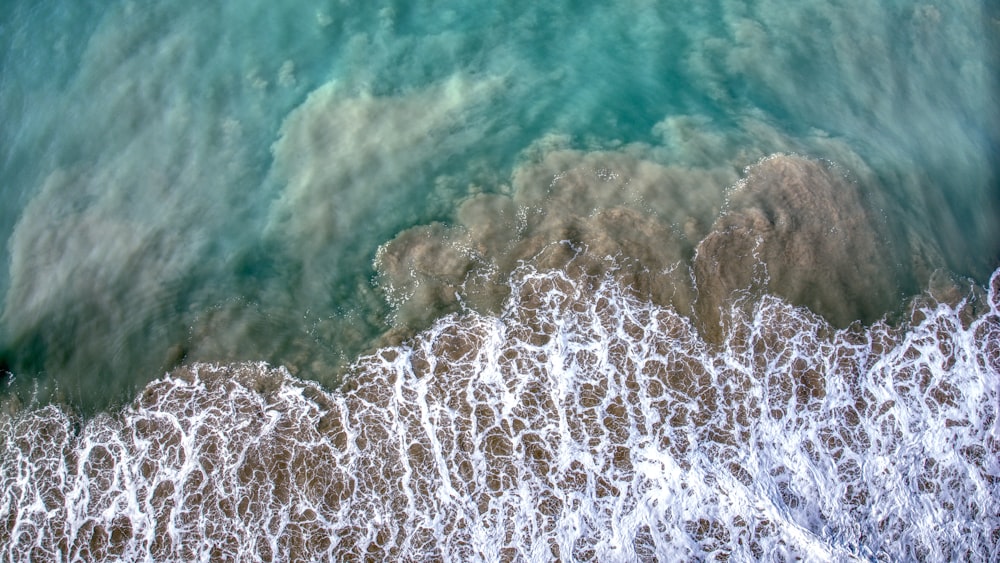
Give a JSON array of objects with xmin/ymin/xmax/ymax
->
[{"xmin": 2, "ymin": 264, "xmax": 997, "ymax": 561}]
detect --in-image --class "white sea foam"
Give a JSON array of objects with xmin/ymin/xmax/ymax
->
[{"xmin": 2, "ymin": 264, "xmax": 997, "ymax": 561}]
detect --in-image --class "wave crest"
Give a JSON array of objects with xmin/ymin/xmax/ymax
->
[{"xmin": 2, "ymin": 266, "xmax": 998, "ymax": 560}]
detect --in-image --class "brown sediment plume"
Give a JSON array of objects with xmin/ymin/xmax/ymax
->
[
  {"xmin": 377, "ymin": 150, "xmax": 927, "ymax": 342},
  {"xmin": 375, "ymin": 148, "xmax": 725, "ymax": 333},
  {"xmin": 692, "ymin": 154, "xmax": 911, "ymax": 339}
]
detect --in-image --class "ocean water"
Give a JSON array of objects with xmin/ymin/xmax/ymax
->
[{"xmin": 0, "ymin": 0, "xmax": 998, "ymax": 560}]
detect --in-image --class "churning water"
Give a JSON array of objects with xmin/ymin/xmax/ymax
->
[{"xmin": 1, "ymin": 0, "xmax": 998, "ymax": 560}]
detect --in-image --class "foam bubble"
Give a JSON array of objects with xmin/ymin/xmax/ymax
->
[{"xmin": 2, "ymin": 266, "xmax": 997, "ymax": 560}]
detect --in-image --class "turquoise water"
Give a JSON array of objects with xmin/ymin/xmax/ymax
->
[{"xmin": 1, "ymin": 0, "xmax": 998, "ymax": 559}]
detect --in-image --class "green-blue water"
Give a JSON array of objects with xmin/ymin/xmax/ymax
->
[
  {"xmin": 1, "ymin": 1, "xmax": 999, "ymax": 559},
  {"xmin": 1, "ymin": 0, "xmax": 997, "ymax": 410}
]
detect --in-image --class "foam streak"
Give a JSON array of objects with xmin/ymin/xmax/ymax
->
[{"xmin": 1, "ymin": 267, "xmax": 998, "ymax": 560}]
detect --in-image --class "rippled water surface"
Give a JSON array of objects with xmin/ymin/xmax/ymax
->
[{"xmin": 1, "ymin": 0, "xmax": 998, "ymax": 559}]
